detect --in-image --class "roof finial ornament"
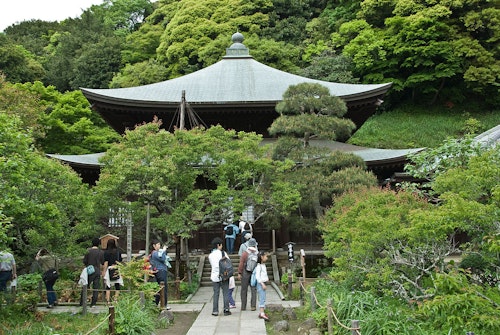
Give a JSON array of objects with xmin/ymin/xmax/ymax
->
[
  {"xmin": 225, "ymin": 31, "xmax": 250, "ymax": 58},
  {"xmin": 232, "ymin": 31, "xmax": 244, "ymax": 44}
]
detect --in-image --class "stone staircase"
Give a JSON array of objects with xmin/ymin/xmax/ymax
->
[{"xmin": 200, "ymin": 253, "xmax": 274, "ymax": 287}]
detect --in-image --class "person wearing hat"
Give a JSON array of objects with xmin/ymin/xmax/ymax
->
[
  {"xmin": 238, "ymin": 232, "xmax": 253, "ymax": 256},
  {"xmin": 237, "ymin": 238, "xmax": 258, "ymax": 311}
]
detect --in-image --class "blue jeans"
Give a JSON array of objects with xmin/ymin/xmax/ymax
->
[
  {"xmin": 212, "ymin": 280, "xmax": 229, "ymax": 314},
  {"xmin": 225, "ymin": 237, "xmax": 235, "ymax": 254},
  {"xmin": 44, "ymin": 279, "xmax": 57, "ymax": 305},
  {"xmin": 257, "ymin": 282, "xmax": 266, "ymax": 308},
  {"xmin": 228, "ymin": 287, "xmax": 235, "ymax": 306},
  {"xmin": 154, "ymin": 269, "xmax": 168, "ymax": 306}
]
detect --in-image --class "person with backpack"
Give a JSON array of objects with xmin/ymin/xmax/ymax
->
[
  {"xmin": 208, "ymin": 237, "xmax": 231, "ymax": 316},
  {"xmin": 237, "ymin": 238, "xmax": 258, "ymax": 311},
  {"xmin": 224, "ymin": 221, "xmax": 239, "ymax": 254},
  {"xmin": 238, "ymin": 232, "xmax": 252, "ymax": 256},
  {"xmin": 238, "ymin": 216, "xmax": 253, "ymax": 243}
]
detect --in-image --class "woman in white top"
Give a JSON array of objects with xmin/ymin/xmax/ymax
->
[{"xmin": 255, "ymin": 251, "xmax": 270, "ymax": 321}]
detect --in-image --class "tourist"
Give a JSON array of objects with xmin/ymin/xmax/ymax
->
[
  {"xmin": 224, "ymin": 221, "xmax": 239, "ymax": 254},
  {"xmin": 238, "ymin": 232, "xmax": 252, "ymax": 256},
  {"xmin": 81, "ymin": 237, "xmax": 104, "ymax": 307},
  {"xmin": 228, "ymin": 275, "xmax": 236, "ymax": 309},
  {"xmin": 150, "ymin": 240, "xmax": 172, "ymax": 310},
  {"xmin": 35, "ymin": 248, "xmax": 59, "ymax": 308},
  {"xmin": 237, "ymin": 238, "xmax": 258, "ymax": 311},
  {"xmin": 208, "ymin": 237, "xmax": 231, "ymax": 316},
  {"xmin": 0, "ymin": 249, "xmax": 16, "ymax": 292},
  {"xmin": 238, "ymin": 216, "xmax": 253, "ymax": 243},
  {"xmin": 103, "ymin": 239, "xmax": 123, "ymax": 304},
  {"xmin": 255, "ymin": 251, "xmax": 270, "ymax": 321}
]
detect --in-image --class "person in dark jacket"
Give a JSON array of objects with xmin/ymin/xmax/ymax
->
[{"xmin": 81, "ymin": 237, "xmax": 104, "ymax": 307}]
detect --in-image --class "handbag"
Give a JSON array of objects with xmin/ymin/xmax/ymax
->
[
  {"xmin": 108, "ymin": 267, "xmax": 120, "ymax": 280},
  {"xmin": 42, "ymin": 268, "xmax": 59, "ymax": 282},
  {"xmin": 86, "ymin": 265, "xmax": 95, "ymax": 275}
]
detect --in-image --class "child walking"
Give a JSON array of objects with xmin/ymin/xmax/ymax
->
[
  {"xmin": 255, "ymin": 251, "xmax": 270, "ymax": 321},
  {"xmin": 228, "ymin": 275, "xmax": 236, "ymax": 308}
]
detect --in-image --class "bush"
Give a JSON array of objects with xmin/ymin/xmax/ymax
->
[{"xmin": 114, "ymin": 293, "xmax": 159, "ymax": 335}]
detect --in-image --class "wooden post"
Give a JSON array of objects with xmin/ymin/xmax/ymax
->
[
  {"xmin": 299, "ymin": 277, "xmax": 304, "ymax": 306},
  {"xmin": 287, "ymin": 270, "xmax": 293, "ymax": 299},
  {"xmin": 108, "ymin": 306, "xmax": 115, "ymax": 335},
  {"xmin": 351, "ymin": 320, "xmax": 359, "ymax": 335},
  {"xmin": 38, "ymin": 281, "xmax": 43, "ymax": 301},
  {"xmin": 175, "ymin": 276, "xmax": 181, "ymax": 300},
  {"xmin": 82, "ymin": 284, "xmax": 88, "ymax": 315},
  {"xmin": 139, "ymin": 291, "xmax": 145, "ymax": 307},
  {"xmin": 300, "ymin": 249, "xmax": 306, "ymax": 282},
  {"xmin": 310, "ymin": 286, "xmax": 316, "ymax": 312},
  {"xmin": 327, "ymin": 298, "xmax": 333, "ymax": 335},
  {"xmin": 160, "ymin": 281, "xmax": 165, "ymax": 308}
]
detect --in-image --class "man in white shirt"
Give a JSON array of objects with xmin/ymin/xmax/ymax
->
[{"xmin": 208, "ymin": 237, "xmax": 231, "ymax": 316}]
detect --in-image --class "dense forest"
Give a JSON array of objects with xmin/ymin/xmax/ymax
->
[{"xmin": 2, "ymin": 0, "xmax": 498, "ymax": 102}]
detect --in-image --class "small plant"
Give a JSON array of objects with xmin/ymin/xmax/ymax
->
[{"xmin": 114, "ymin": 293, "xmax": 160, "ymax": 335}]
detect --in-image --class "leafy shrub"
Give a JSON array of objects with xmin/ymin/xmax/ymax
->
[
  {"xmin": 417, "ymin": 271, "xmax": 500, "ymax": 335},
  {"xmin": 179, "ymin": 274, "xmax": 199, "ymax": 299},
  {"xmin": 308, "ymin": 279, "xmax": 429, "ymax": 335},
  {"xmin": 114, "ymin": 293, "xmax": 159, "ymax": 335}
]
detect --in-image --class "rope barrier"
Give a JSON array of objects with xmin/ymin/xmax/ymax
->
[
  {"xmin": 299, "ymin": 279, "xmax": 361, "ymax": 334},
  {"xmin": 84, "ymin": 313, "xmax": 110, "ymax": 335}
]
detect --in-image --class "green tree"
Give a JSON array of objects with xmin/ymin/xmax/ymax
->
[
  {"xmin": 269, "ymin": 82, "xmax": 356, "ymax": 145},
  {"xmin": 300, "ymin": 49, "xmax": 359, "ymax": 83},
  {"xmin": 269, "ymin": 83, "xmax": 375, "ymax": 223},
  {"xmin": 320, "ymin": 186, "xmax": 440, "ymax": 298},
  {"xmin": 3, "ymin": 19, "xmax": 62, "ymax": 57},
  {"xmin": 328, "ymin": 0, "xmax": 500, "ymax": 106},
  {"xmin": 0, "ymin": 112, "xmax": 96, "ymax": 263},
  {"xmin": 94, "ymin": 121, "xmax": 300, "ymax": 279},
  {"xmin": 15, "ymin": 81, "xmax": 120, "ymax": 154},
  {"xmin": 0, "ymin": 35, "xmax": 45, "ymax": 83}
]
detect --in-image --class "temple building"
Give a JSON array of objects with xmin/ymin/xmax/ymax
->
[
  {"xmin": 51, "ymin": 33, "xmax": 426, "ymax": 251},
  {"xmin": 81, "ymin": 32, "xmax": 391, "ymax": 136}
]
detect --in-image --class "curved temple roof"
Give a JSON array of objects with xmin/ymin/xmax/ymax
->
[{"xmin": 81, "ymin": 33, "xmax": 391, "ymax": 134}]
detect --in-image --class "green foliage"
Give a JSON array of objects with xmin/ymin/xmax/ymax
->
[
  {"xmin": 0, "ymin": 35, "xmax": 45, "ymax": 83},
  {"xmin": 308, "ymin": 279, "xmax": 429, "ymax": 335},
  {"xmin": 330, "ymin": 0, "xmax": 500, "ymax": 106},
  {"xmin": 300, "ymin": 49, "xmax": 359, "ymax": 83},
  {"xmin": 179, "ymin": 274, "xmax": 199, "ymax": 299},
  {"xmin": 417, "ymin": 270, "xmax": 500, "ymax": 335},
  {"xmin": 114, "ymin": 293, "xmax": 159, "ymax": 335},
  {"xmin": 95, "ymin": 122, "xmax": 300, "ymax": 238},
  {"xmin": 0, "ymin": 112, "xmax": 97, "ymax": 260},
  {"xmin": 405, "ymin": 136, "xmax": 484, "ymax": 180},
  {"xmin": 270, "ymin": 82, "xmax": 354, "ymax": 144},
  {"xmin": 320, "ymin": 186, "xmax": 436, "ymax": 298},
  {"xmin": 13, "ymin": 81, "xmax": 120, "ymax": 154},
  {"xmin": 0, "ymin": 301, "xmax": 109, "ymax": 334}
]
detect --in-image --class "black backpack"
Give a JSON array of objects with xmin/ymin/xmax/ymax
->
[
  {"xmin": 225, "ymin": 225, "xmax": 234, "ymax": 236},
  {"xmin": 243, "ymin": 221, "xmax": 251, "ymax": 231},
  {"xmin": 219, "ymin": 250, "xmax": 233, "ymax": 281}
]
